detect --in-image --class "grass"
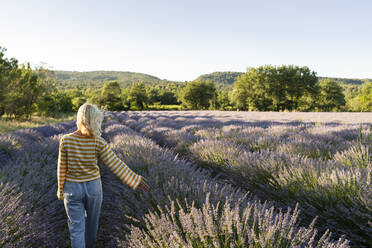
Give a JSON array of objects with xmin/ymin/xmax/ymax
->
[
  {"xmin": 0, "ymin": 112, "xmax": 76, "ymax": 135},
  {"xmin": 147, "ymin": 104, "xmax": 182, "ymax": 110}
]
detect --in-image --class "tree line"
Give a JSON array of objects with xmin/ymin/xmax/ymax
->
[{"xmin": 1, "ymin": 46, "xmax": 371, "ymax": 120}]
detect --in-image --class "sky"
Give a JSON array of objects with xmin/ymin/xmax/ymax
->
[{"xmin": 1, "ymin": 0, "xmax": 371, "ymax": 81}]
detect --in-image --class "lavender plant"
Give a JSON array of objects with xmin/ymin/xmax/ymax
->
[
  {"xmin": 126, "ymin": 195, "xmax": 349, "ymax": 248},
  {"xmin": 0, "ymin": 135, "xmax": 73, "ymax": 247}
]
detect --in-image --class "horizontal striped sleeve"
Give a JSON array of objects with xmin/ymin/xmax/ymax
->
[
  {"xmin": 57, "ymin": 136, "xmax": 68, "ymax": 197},
  {"xmin": 98, "ymin": 138, "xmax": 142, "ymax": 190}
]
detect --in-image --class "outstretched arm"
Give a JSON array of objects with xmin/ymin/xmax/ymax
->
[{"xmin": 98, "ymin": 138, "xmax": 144, "ymax": 190}]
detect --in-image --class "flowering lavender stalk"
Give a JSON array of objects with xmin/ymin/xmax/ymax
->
[{"xmin": 125, "ymin": 195, "xmax": 349, "ymax": 248}]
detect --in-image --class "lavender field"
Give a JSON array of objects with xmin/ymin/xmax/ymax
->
[{"xmin": 0, "ymin": 111, "xmax": 371, "ymax": 247}]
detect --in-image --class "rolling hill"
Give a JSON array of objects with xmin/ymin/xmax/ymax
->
[
  {"xmin": 54, "ymin": 70, "xmax": 163, "ymax": 89},
  {"xmin": 53, "ymin": 70, "xmax": 371, "ymax": 91}
]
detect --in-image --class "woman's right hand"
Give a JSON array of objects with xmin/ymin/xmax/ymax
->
[
  {"xmin": 57, "ymin": 191, "xmax": 64, "ymax": 200},
  {"xmin": 137, "ymin": 177, "xmax": 150, "ymax": 191}
]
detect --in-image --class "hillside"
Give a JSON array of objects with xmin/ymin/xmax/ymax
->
[
  {"xmin": 54, "ymin": 70, "xmax": 162, "ymax": 90},
  {"xmin": 197, "ymin": 72, "xmax": 371, "ymax": 86},
  {"xmin": 318, "ymin": 76, "xmax": 371, "ymax": 85},
  {"xmin": 196, "ymin": 71, "xmax": 244, "ymax": 85},
  {"xmin": 53, "ymin": 70, "xmax": 371, "ymax": 91}
]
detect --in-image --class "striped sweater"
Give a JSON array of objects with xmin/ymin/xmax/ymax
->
[{"xmin": 57, "ymin": 132, "xmax": 142, "ymax": 197}]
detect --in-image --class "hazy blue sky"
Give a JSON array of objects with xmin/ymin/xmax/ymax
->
[{"xmin": 1, "ymin": 0, "xmax": 371, "ymax": 81}]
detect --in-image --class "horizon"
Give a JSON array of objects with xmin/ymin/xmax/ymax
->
[
  {"xmin": 1, "ymin": 0, "xmax": 372, "ymax": 81},
  {"xmin": 52, "ymin": 69, "xmax": 372, "ymax": 82}
]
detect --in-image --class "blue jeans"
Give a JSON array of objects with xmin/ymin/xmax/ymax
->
[{"xmin": 63, "ymin": 179, "xmax": 103, "ymax": 248}]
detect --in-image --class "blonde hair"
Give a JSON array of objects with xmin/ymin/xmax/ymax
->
[{"xmin": 76, "ymin": 103, "xmax": 104, "ymax": 137}]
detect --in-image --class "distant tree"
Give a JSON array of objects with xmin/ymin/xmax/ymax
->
[
  {"xmin": 232, "ymin": 65, "xmax": 318, "ymax": 111},
  {"xmin": 66, "ymin": 88, "xmax": 84, "ymax": 98},
  {"xmin": 121, "ymin": 88, "xmax": 131, "ymax": 110},
  {"xmin": 101, "ymin": 81, "xmax": 122, "ymax": 111},
  {"xmin": 35, "ymin": 68, "xmax": 73, "ymax": 116},
  {"xmin": 231, "ymin": 80, "xmax": 249, "ymax": 110},
  {"xmin": 208, "ymin": 95, "xmax": 218, "ymax": 110},
  {"xmin": 146, "ymin": 87, "xmax": 160, "ymax": 104},
  {"xmin": 0, "ymin": 46, "xmax": 18, "ymax": 116},
  {"xmin": 4, "ymin": 63, "xmax": 42, "ymax": 119},
  {"xmin": 297, "ymin": 85, "xmax": 321, "ymax": 111},
  {"xmin": 342, "ymin": 84, "xmax": 362, "ymax": 111},
  {"xmin": 85, "ymin": 88, "xmax": 103, "ymax": 106},
  {"xmin": 358, "ymin": 82, "xmax": 372, "ymax": 111},
  {"xmin": 279, "ymin": 65, "xmax": 318, "ymax": 111},
  {"xmin": 232, "ymin": 67, "xmax": 272, "ymax": 111},
  {"xmin": 181, "ymin": 80, "xmax": 216, "ymax": 110},
  {"xmin": 72, "ymin": 97, "xmax": 87, "ymax": 111},
  {"xmin": 347, "ymin": 97, "xmax": 363, "ymax": 111},
  {"xmin": 216, "ymin": 90, "xmax": 232, "ymax": 110},
  {"xmin": 37, "ymin": 90, "xmax": 73, "ymax": 116},
  {"xmin": 128, "ymin": 82, "xmax": 148, "ymax": 110},
  {"xmin": 159, "ymin": 91, "xmax": 178, "ymax": 105},
  {"xmin": 65, "ymin": 89, "xmax": 86, "ymax": 111},
  {"xmin": 318, "ymin": 79, "xmax": 346, "ymax": 111}
]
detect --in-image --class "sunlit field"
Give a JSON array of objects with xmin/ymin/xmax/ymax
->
[
  {"xmin": 0, "ymin": 111, "xmax": 371, "ymax": 247},
  {"xmin": 0, "ymin": 113, "xmax": 75, "ymax": 135}
]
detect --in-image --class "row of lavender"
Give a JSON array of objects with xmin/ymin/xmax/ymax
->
[
  {"xmin": 0, "ymin": 121, "xmax": 76, "ymax": 168},
  {"xmin": 112, "ymin": 110, "xmax": 371, "ymax": 248},
  {"xmin": 0, "ymin": 114, "xmax": 349, "ymax": 247},
  {"xmin": 0, "ymin": 121, "xmax": 76, "ymax": 247}
]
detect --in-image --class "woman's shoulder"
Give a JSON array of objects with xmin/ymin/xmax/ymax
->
[
  {"xmin": 95, "ymin": 136, "xmax": 107, "ymax": 144},
  {"xmin": 60, "ymin": 132, "xmax": 107, "ymax": 143},
  {"xmin": 58, "ymin": 132, "xmax": 74, "ymax": 143}
]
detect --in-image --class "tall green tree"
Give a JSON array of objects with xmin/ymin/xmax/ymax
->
[
  {"xmin": 318, "ymin": 79, "xmax": 346, "ymax": 111},
  {"xmin": 121, "ymin": 88, "xmax": 131, "ymax": 110},
  {"xmin": 4, "ymin": 63, "xmax": 42, "ymax": 119},
  {"xmin": 36, "ymin": 68, "xmax": 73, "ymax": 116},
  {"xmin": 146, "ymin": 87, "xmax": 160, "ymax": 105},
  {"xmin": 65, "ymin": 89, "xmax": 86, "ymax": 111},
  {"xmin": 279, "ymin": 65, "xmax": 318, "ymax": 110},
  {"xmin": 85, "ymin": 87, "xmax": 102, "ymax": 106},
  {"xmin": 181, "ymin": 80, "xmax": 216, "ymax": 110},
  {"xmin": 232, "ymin": 65, "xmax": 318, "ymax": 111},
  {"xmin": 231, "ymin": 74, "xmax": 250, "ymax": 110},
  {"xmin": 37, "ymin": 90, "xmax": 73, "ymax": 117},
  {"xmin": 232, "ymin": 66, "xmax": 275, "ymax": 111},
  {"xmin": 159, "ymin": 91, "xmax": 178, "ymax": 105},
  {"xmin": 216, "ymin": 90, "xmax": 232, "ymax": 110},
  {"xmin": 0, "ymin": 46, "xmax": 18, "ymax": 116},
  {"xmin": 128, "ymin": 82, "xmax": 149, "ymax": 110},
  {"xmin": 358, "ymin": 82, "xmax": 372, "ymax": 111},
  {"xmin": 101, "ymin": 81, "xmax": 122, "ymax": 110}
]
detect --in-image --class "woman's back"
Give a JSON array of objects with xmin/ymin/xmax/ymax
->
[
  {"xmin": 59, "ymin": 132, "xmax": 101, "ymax": 182},
  {"xmin": 58, "ymin": 132, "xmax": 142, "ymax": 192}
]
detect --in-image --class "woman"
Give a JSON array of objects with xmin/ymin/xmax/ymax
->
[{"xmin": 57, "ymin": 103, "xmax": 149, "ymax": 248}]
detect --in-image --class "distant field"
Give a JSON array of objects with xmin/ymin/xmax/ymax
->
[
  {"xmin": 1, "ymin": 111, "xmax": 369, "ymax": 136},
  {"xmin": 147, "ymin": 104, "xmax": 182, "ymax": 110},
  {"xmin": 247, "ymin": 111, "xmax": 371, "ymax": 123},
  {"xmin": 0, "ymin": 113, "xmax": 75, "ymax": 134},
  {"xmin": 150, "ymin": 110, "xmax": 371, "ymax": 124}
]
